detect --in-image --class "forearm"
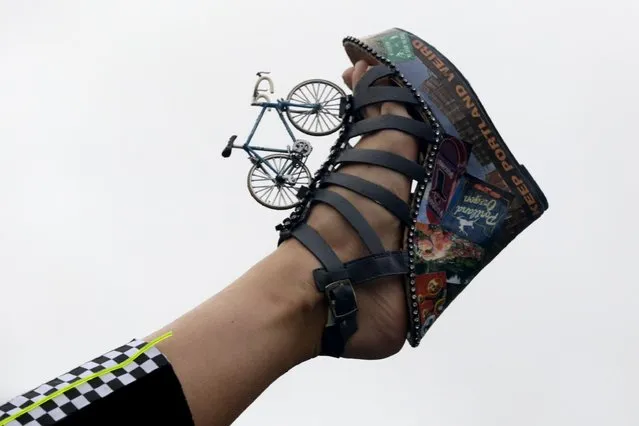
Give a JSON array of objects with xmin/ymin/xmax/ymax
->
[{"xmin": 147, "ymin": 242, "xmax": 326, "ymax": 426}]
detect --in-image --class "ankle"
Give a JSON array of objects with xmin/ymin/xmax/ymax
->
[{"xmin": 268, "ymin": 241, "xmax": 327, "ymax": 361}]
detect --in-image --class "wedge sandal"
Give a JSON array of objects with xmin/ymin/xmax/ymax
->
[{"xmin": 276, "ymin": 28, "xmax": 548, "ymax": 356}]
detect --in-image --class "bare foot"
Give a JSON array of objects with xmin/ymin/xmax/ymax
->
[{"xmin": 281, "ymin": 60, "xmax": 421, "ymax": 359}]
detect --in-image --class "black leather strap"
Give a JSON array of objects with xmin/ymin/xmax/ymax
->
[
  {"xmin": 321, "ymin": 173, "xmax": 412, "ymax": 227},
  {"xmin": 354, "ymin": 65, "xmax": 397, "ymax": 93},
  {"xmin": 335, "ymin": 148, "xmax": 426, "ymax": 182},
  {"xmin": 351, "ymin": 86, "xmax": 419, "ymax": 111},
  {"xmin": 315, "ymin": 251, "xmax": 408, "ymax": 357},
  {"xmin": 312, "ymin": 189, "xmax": 385, "ymax": 255},
  {"xmin": 291, "ymin": 223, "xmax": 342, "ymax": 271},
  {"xmin": 289, "ymin": 222, "xmax": 358, "ymax": 357},
  {"xmin": 313, "ymin": 251, "xmax": 408, "ymax": 291},
  {"xmin": 347, "ymin": 115, "xmax": 435, "ymax": 144},
  {"xmin": 320, "ymin": 280, "xmax": 358, "ymax": 357}
]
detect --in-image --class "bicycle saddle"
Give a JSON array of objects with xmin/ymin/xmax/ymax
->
[{"xmin": 276, "ymin": 28, "xmax": 548, "ymax": 357}]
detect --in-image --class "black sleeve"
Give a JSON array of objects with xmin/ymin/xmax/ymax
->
[{"xmin": 0, "ymin": 335, "xmax": 194, "ymax": 426}]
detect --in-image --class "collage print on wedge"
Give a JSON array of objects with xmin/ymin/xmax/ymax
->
[{"xmin": 277, "ymin": 28, "xmax": 548, "ymax": 349}]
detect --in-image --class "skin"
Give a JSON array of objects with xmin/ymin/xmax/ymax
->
[{"xmin": 146, "ymin": 60, "xmax": 420, "ymax": 426}]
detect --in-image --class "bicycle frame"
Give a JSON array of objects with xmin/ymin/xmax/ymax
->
[{"xmin": 228, "ymin": 99, "xmax": 319, "ymax": 177}]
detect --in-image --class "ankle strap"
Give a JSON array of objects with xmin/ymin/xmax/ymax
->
[
  {"xmin": 320, "ymin": 279, "xmax": 358, "ymax": 357},
  {"xmin": 313, "ymin": 251, "xmax": 409, "ymax": 356}
]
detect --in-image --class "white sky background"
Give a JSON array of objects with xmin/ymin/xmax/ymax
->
[{"xmin": 0, "ymin": 1, "xmax": 637, "ymax": 425}]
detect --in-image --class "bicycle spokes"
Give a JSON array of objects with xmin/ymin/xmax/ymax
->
[
  {"xmin": 286, "ymin": 80, "xmax": 345, "ymax": 136},
  {"xmin": 247, "ymin": 154, "xmax": 311, "ymax": 210}
]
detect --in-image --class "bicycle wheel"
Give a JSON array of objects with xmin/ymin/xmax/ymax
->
[
  {"xmin": 247, "ymin": 154, "xmax": 311, "ymax": 210},
  {"xmin": 285, "ymin": 79, "xmax": 345, "ymax": 136}
]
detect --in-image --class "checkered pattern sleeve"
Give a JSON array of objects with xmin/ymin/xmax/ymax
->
[{"xmin": 0, "ymin": 335, "xmax": 194, "ymax": 426}]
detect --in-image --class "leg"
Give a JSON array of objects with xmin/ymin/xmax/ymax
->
[
  {"xmin": 146, "ymin": 60, "xmax": 420, "ymax": 425},
  {"xmin": 1, "ymin": 60, "xmax": 417, "ymax": 426}
]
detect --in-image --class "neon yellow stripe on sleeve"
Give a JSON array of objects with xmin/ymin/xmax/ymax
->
[{"xmin": 0, "ymin": 331, "xmax": 173, "ymax": 426}]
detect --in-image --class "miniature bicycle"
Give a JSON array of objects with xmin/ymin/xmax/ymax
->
[{"xmin": 221, "ymin": 72, "xmax": 346, "ymax": 210}]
